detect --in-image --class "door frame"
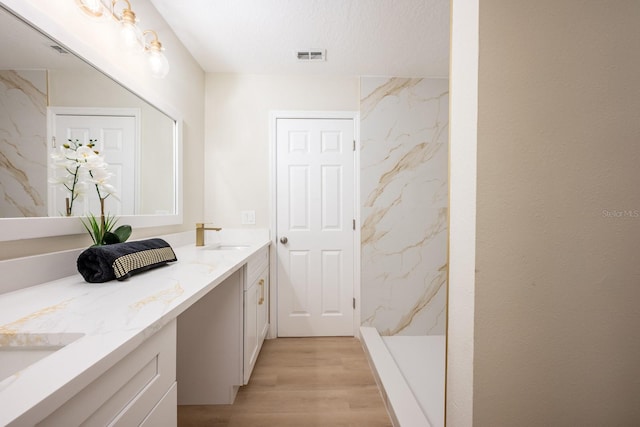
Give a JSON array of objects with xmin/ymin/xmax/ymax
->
[
  {"xmin": 47, "ymin": 106, "xmax": 142, "ymax": 213},
  {"xmin": 268, "ymin": 110, "xmax": 361, "ymax": 338}
]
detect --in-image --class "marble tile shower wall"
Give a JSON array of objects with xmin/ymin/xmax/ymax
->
[
  {"xmin": 0, "ymin": 70, "xmax": 48, "ymax": 218},
  {"xmin": 360, "ymin": 77, "xmax": 448, "ymax": 336}
]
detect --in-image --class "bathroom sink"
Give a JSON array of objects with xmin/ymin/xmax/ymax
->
[
  {"xmin": 204, "ymin": 244, "xmax": 250, "ymax": 251},
  {"xmin": 0, "ymin": 332, "xmax": 84, "ymax": 382}
]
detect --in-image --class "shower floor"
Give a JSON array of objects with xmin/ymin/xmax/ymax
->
[{"xmin": 361, "ymin": 327, "xmax": 445, "ymax": 427}]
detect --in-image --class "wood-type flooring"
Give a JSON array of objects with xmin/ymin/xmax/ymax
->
[{"xmin": 178, "ymin": 337, "xmax": 392, "ymax": 427}]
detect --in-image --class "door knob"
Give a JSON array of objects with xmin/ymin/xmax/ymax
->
[{"xmin": 280, "ymin": 236, "xmax": 288, "ymax": 244}]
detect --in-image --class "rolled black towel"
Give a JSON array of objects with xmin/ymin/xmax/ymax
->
[{"xmin": 77, "ymin": 238, "xmax": 177, "ymax": 283}]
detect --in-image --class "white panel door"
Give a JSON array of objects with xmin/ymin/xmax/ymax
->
[
  {"xmin": 49, "ymin": 113, "xmax": 136, "ymax": 216},
  {"xmin": 276, "ymin": 118, "xmax": 355, "ymax": 337}
]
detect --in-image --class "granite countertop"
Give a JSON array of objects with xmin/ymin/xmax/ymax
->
[{"xmin": 0, "ymin": 237, "xmax": 270, "ymax": 426}]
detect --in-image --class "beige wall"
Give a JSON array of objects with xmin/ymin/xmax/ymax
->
[
  {"xmin": 0, "ymin": 0, "xmax": 204, "ymax": 260},
  {"xmin": 204, "ymin": 73, "xmax": 359, "ymax": 227},
  {"xmin": 475, "ymin": 1, "xmax": 640, "ymax": 425}
]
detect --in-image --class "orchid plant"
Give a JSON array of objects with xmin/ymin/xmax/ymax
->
[{"xmin": 50, "ymin": 139, "xmax": 131, "ymax": 246}]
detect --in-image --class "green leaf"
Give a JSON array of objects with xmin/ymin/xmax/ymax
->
[
  {"xmin": 113, "ymin": 225, "xmax": 132, "ymax": 243},
  {"xmin": 80, "ymin": 214, "xmax": 101, "ymax": 245},
  {"xmin": 103, "ymin": 213, "xmax": 118, "ymax": 233},
  {"xmin": 102, "ymin": 231, "xmax": 121, "ymax": 245}
]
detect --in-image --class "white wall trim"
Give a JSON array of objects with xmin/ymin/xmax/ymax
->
[
  {"xmin": 268, "ymin": 110, "xmax": 360, "ymax": 338},
  {"xmin": 268, "ymin": 112, "xmax": 278, "ymax": 338},
  {"xmin": 447, "ymin": 0, "xmax": 479, "ymax": 425}
]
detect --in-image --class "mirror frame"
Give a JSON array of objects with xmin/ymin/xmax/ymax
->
[{"xmin": 0, "ymin": 1, "xmax": 183, "ymax": 242}]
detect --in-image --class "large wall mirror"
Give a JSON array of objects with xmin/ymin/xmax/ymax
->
[{"xmin": 0, "ymin": 4, "xmax": 181, "ymax": 241}]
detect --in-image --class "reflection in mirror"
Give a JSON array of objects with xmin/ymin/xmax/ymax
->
[{"xmin": 0, "ymin": 5, "xmax": 176, "ymax": 220}]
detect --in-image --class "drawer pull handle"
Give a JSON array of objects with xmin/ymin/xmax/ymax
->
[{"xmin": 258, "ymin": 279, "xmax": 265, "ymax": 305}]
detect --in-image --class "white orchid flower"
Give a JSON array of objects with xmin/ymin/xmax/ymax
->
[
  {"xmin": 100, "ymin": 183, "xmax": 119, "ymax": 200},
  {"xmin": 73, "ymin": 181, "xmax": 87, "ymax": 199},
  {"xmin": 49, "ymin": 138, "xmax": 122, "ymax": 222},
  {"xmin": 76, "ymin": 146, "xmax": 98, "ymax": 163},
  {"xmin": 90, "ymin": 174, "xmax": 113, "ymax": 187}
]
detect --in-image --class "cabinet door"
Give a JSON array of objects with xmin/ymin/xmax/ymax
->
[
  {"xmin": 243, "ymin": 247, "xmax": 270, "ymax": 385},
  {"xmin": 243, "ymin": 281, "xmax": 259, "ymax": 384}
]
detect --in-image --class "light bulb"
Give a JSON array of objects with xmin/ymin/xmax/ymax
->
[
  {"xmin": 120, "ymin": 21, "xmax": 143, "ymax": 51},
  {"xmin": 143, "ymin": 31, "xmax": 170, "ymax": 78},
  {"xmin": 148, "ymin": 49, "xmax": 169, "ymax": 78},
  {"xmin": 116, "ymin": 2, "xmax": 143, "ymax": 52},
  {"xmin": 76, "ymin": 0, "xmax": 107, "ymax": 20},
  {"xmin": 85, "ymin": 0, "xmax": 102, "ymax": 12}
]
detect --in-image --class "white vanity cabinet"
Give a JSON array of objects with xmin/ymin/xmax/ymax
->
[
  {"xmin": 243, "ymin": 246, "xmax": 269, "ymax": 384},
  {"xmin": 39, "ymin": 320, "xmax": 177, "ymax": 427}
]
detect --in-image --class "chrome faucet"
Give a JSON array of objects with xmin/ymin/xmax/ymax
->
[{"xmin": 196, "ymin": 223, "xmax": 222, "ymax": 246}]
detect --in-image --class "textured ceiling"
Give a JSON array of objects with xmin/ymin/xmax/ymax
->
[{"xmin": 149, "ymin": 0, "xmax": 450, "ymax": 77}]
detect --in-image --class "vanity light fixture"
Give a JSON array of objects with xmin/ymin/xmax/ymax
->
[{"xmin": 75, "ymin": 0, "xmax": 170, "ymax": 78}]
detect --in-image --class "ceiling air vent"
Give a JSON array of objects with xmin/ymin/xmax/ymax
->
[
  {"xmin": 296, "ymin": 49, "xmax": 326, "ymax": 62},
  {"xmin": 50, "ymin": 45, "xmax": 70, "ymax": 55}
]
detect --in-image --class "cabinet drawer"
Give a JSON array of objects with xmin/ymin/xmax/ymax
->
[
  {"xmin": 39, "ymin": 320, "xmax": 176, "ymax": 427},
  {"xmin": 245, "ymin": 247, "xmax": 269, "ymax": 288},
  {"xmin": 139, "ymin": 382, "xmax": 177, "ymax": 427}
]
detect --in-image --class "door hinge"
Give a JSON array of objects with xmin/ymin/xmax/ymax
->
[
  {"xmin": 352, "ymin": 219, "xmax": 356, "ymax": 230},
  {"xmin": 353, "ymin": 140, "xmax": 356, "ymax": 151},
  {"xmin": 353, "ymin": 298, "xmax": 356, "ymax": 309},
  {"xmin": 52, "ymin": 136, "xmax": 56, "ymax": 148}
]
